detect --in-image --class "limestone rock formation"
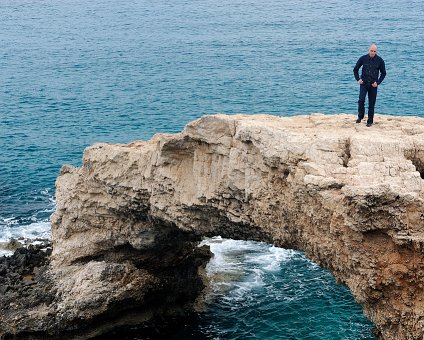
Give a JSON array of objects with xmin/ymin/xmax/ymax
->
[{"xmin": 3, "ymin": 113, "xmax": 424, "ymax": 339}]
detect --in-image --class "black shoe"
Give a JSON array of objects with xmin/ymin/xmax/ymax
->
[
  {"xmin": 355, "ymin": 119, "xmax": 362, "ymax": 123},
  {"xmin": 366, "ymin": 123, "xmax": 373, "ymax": 127}
]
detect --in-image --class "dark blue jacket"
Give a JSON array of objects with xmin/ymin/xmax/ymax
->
[{"xmin": 353, "ymin": 54, "xmax": 386, "ymax": 85}]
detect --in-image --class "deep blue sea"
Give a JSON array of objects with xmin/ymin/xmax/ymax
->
[{"xmin": 1, "ymin": 0, "xmax": 423, "ymax": 338}]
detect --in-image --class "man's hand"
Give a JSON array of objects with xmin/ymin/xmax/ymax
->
[
  {"xmin": 358, "ymin": 79, "xmax": 364, "ymax": 85},
  {"xmin": 372, "ymin": 82, "xmax": 378, "ymax": 87}
]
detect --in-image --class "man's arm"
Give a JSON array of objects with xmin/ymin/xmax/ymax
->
[
  {"xmin": 377, "ymin": 59, "xmax": 386, "ymax": 85},
  {"xmin": 353, "ymin": 57, "xmax": 363, "ymax": 81}
]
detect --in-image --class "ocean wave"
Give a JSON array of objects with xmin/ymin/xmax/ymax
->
[
  {"xmin": 0, "ymin": 220, "xmax": 51, "ymax": 243},
  {"xmin": 0, "ymin": 187, "xmax": 54, "ymax": 240},
  {"xmin": 200, "ymin": 237, "xmax": 297, "ymax": 299},
  {"xmin": 0, "ymin": 191, "xmax": 53, "ymax": 256},
  {"xmin": 0, "ymin": 220, "xmax": 51, "ymax": 256}
]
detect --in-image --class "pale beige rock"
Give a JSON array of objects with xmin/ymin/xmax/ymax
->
[{"xmin": 51, "ymin": 113, "xmax": 424, "ymax": 339}]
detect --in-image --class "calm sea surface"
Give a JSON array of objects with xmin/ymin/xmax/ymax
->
[{"xmin": 1, "ymin": 0, "xmax": 423, "ymax": 338}]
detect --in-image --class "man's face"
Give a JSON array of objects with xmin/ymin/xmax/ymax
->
[{"xmin": 369, "ymin": 46, "xmax": 377, "ymax": 58}]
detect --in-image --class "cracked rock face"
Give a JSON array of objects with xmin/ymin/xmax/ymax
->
[{"xmin": 5, "ymin": 113, "xmax": 424, "ymax": 339}]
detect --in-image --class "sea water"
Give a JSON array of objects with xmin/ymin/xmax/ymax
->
[{"xmin": 1, "ymin": 0, "xmax": 423, "ymax": 338}]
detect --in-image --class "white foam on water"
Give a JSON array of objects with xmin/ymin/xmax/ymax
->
[
  {"xmin": 245, "ymin": 245, "xmax": 296, "ymax": 272},
  {"xmin": 0, "ymin": 220, "xmax": 51, "ymax": 243},
  {"xmin": 2, "ymin": 217, "xmax": 17, "ymax": 223},
  {"xmin": 200, "ymin": 237, "xmax": 296, "ymax": 299},
  {"xmin": 0, "ymin": 249, "xmax": 12, "ymax": 257},
  {"xmin": 201, "ymin": 237, "xmax": 253, "ymax": 274},
  {"xmin": 199, "ymin": 237, "xmax": 246, "ymax": 294},
  {"xmin": 0, "ymin": 189, "xmax": 54, "ymax": 244},
  {"xmin": 0, "ymin": 218, "xmax": 51, "ymax": 256}
]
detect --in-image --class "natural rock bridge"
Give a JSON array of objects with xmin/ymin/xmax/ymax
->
[{"xmin": 3, "ymin": 114, "xmax": 424, "ymax": 339}]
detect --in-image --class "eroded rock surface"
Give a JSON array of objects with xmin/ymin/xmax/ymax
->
[
  {"xmin": 4, "ymin": 113, "xmax": 424, "ymax": 339},
  {"xmin": 0, "ymin": 226, "xmax": 210, "ymax": 339}
]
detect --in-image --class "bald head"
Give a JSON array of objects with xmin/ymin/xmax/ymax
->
[{"xmin": 368, "ymin": 44, "xmax": 378, "ymax": 58}]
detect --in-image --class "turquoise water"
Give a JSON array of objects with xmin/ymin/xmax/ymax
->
[
  {"xmin": 1, "ymin": 0, "xmax": 423, "ymax": 337},
  {"xmin": 196, "ymin": 238, "xmax": 374, "ymax": 339}
]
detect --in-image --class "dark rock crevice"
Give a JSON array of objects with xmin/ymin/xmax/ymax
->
[
  {"xmin": 405, "ymin": 148, "xmax": 424, "ymax": 179},
  {"xmin": 341, "ymin": 138, "xmax": 351, "ymax": 168}
]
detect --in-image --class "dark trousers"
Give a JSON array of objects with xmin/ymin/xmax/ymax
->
[{"xmin": 357, "ymin": 84, "xmax": 378, "ymax": 124}]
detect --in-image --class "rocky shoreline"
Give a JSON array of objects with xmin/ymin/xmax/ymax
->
[
  {"xmin": 0, "ymin": 241, "xmax": 53, "ymax": 307},
  {"xmin": 0, "ymin": 227, "xmax": 211, "ymax": 339}
]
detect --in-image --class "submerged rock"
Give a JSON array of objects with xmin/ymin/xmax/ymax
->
[
  {"xmin": 0, "ymin": 238, "xmax": 23, "ymax": 252},
  {"xmin": 3, "ymin": 113, "xmax": 424, "ymax": 339}
]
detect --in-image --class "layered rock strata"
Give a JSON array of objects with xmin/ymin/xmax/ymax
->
[{"xmin": 3, "ymin": 113, "xmax": 424, "ymax": 339}]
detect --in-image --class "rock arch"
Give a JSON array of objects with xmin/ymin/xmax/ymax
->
[{"xmin": 5, "ymin": 114, "xmax": 424, "ymax": 339}]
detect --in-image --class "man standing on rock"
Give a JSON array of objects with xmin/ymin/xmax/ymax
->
[{"xmin": 353, "ymin": 44, "xmax": 386, "ymax": 127}]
